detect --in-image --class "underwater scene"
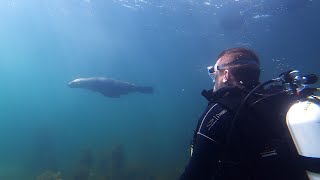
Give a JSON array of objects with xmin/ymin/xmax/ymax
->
[{"xmin": 0, "ymin": 0, "xmax": 319, "ymax": 179}]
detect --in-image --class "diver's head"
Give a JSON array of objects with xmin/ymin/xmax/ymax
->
[{"xmin": 209, "ymin": 47, "xmax": 260, "ymax": 91}]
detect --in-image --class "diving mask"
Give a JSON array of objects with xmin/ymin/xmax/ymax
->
[{"xmin": 207, "ymin": 65, "xmax": 217, "ymax": 82}]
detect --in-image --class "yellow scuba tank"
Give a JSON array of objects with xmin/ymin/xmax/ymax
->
[{"xmin": 286, "ymin": 95, "xmax": 320, "ymax": 179}]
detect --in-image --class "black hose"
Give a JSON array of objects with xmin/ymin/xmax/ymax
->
[{"xmin": 225, "ymin": 79, "xmax": 279, "ymax": 145}]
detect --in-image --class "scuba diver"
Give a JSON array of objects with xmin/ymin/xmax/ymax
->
[{"xmin": 179, "ymin": 47, "xmax": 320, "ymax": 180}]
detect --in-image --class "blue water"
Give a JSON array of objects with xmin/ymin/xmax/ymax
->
[{"xmin": 0, "ymin": 0, "xmax": 319, "ymax": 179}]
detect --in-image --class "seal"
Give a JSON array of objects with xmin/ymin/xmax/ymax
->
[{"xmin": 68, "ymin": 77, "xmax": 153, "ymax": 98}]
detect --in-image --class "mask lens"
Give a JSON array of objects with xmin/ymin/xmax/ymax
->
[
  {"xmin": 207, "ymin": 66, "xmax": 214, "ymax": 73},
  {"xmin": 207, "ymin": 66, "xmax": 216, "ymax": 82}
]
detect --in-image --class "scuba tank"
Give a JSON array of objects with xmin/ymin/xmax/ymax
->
[
  {"xmin": 286, "ymin": 96, "xmax": 320, "ymax": 158},
  {"xmin": 286, "ymin": 95, "xmax": 320, "ymax": 179},
  {"xmin": 283, "ymin": 71, "xmax": 320, "ymax": 179}
]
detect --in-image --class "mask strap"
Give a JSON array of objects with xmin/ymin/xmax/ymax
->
[{"xmin": 218, "ymin": 59, "xmax": 259, "ymax": 69}]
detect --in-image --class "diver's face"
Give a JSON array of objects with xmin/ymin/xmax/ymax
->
[{"xmin": 213, "ymin": 59, "xmax": 229, "ymax": 92}]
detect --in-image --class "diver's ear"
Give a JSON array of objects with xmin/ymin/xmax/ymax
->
[{"xmin": 222, "ymin": 70, "xmax": 229, "ymax": 83}]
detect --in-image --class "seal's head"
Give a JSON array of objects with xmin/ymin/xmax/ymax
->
[
  {"xmin": 68, "ymin": 77, "xmax": 104, "ymax": 90},
  {"xmin": 68, "ymin": 78, "xmax": 87, "ymax": 88}
]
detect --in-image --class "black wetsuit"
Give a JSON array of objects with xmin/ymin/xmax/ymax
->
[{"xmin": 180, "ymin": 85, "xmax": 309, "ymax": 180}]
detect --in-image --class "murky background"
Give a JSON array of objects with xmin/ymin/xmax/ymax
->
[{"xmin": 0, "ymin": 0, "xmax": 318, "ymax": 179}]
